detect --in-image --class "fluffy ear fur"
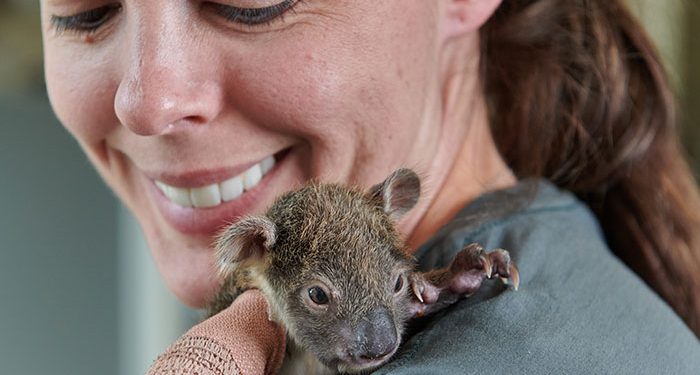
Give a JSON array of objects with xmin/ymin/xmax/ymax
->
[
  {"xmin": 368, "ymin": 168, "xmax": 421, "ymax": 221},
  {"xmin": 215, "ymin": 216, "xmax": 277, "ymax": 278}
]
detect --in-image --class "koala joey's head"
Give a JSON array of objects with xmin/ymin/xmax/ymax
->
[{"xmin": 216, "ymin": 168, "xmax": 421, "ymax": 373}]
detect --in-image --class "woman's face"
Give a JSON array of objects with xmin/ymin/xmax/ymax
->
[{"xmin": 41, "ymin": 0, "xmax": 482, "ymax": 307}]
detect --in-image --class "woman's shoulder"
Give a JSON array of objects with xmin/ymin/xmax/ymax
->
[{"xmin": 377, "ymin": 179, "xmax": 700, "ymax": 374}]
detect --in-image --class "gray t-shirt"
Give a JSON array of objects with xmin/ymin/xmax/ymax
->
[{"xmin": 377, "ymin": 179, "xmax": 700, "ymax": 374}]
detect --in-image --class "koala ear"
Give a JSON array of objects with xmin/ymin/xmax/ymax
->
[
  {"xmin": 368, "ymin": 168, "xmax": 421, "ymax": 221},
  {"xmin": 215, "ymin": 216, "xmax": 276, "ymax": 278}
]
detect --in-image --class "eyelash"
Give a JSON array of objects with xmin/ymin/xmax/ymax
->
[
  {"xmin": 50, "ymin": 4, "xmax": 121, "ymax": 35},
  {"xmin": 209, "ymin": 0, "xmax": 301, "ymax": 26},
  {"xmin": 50, "ymin": 1, "xmax": 303, "ymax": 36}
]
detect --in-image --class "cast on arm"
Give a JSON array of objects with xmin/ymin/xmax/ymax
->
[{"xmin": 146, "ymin": 289, "xmax": 286, "ymax": 375}]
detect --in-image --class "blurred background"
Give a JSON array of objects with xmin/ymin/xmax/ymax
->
[{"xmin": 0, "ymin": 1, "xmax": 698, "ymax": 374}]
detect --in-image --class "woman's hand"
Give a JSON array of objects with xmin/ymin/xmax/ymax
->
[{"xmin": 147, "ymin": 290, "xmax": 286, "ymax": 375}]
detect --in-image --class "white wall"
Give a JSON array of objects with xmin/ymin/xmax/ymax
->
[{"xmin": 0, "ymin": 92, "xmax": 119, "ymax": 375}]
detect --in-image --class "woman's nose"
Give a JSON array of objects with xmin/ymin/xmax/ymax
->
[{"xmin": 114, "ymin": 10, "xmax": 222, "ymax": 136}]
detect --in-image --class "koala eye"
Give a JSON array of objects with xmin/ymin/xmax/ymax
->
[
  {"xmin": 308, "ymin": 286, "xmax": 329, "ymax": 305},
  {"xmin": 394, "ymin": 275, "xmax": 404, "ymax": 294}
]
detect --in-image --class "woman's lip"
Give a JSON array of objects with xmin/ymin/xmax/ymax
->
[
  {"xmin": 145, "ymin": 150, "xmax": 287, "ymax": 188},
  {"xmin": 147, "ymin": 151, "xmax": 289, "ymax": 236},
  {"xmin": 152, "ymin": 167, "xmax": 252, "ymax": 189}
]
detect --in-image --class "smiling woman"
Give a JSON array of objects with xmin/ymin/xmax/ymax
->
[
  {"xmin": 42, "ymin": 0, "xmax": 468, "ymax": 308},
  {"xmin": 38, "ymin": 0, "xmax": 700, "ymax": 374}
]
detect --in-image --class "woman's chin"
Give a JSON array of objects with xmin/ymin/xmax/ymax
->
[{"xmin": 158, "ymin": 247, "xmax": 222, "ymax": 308}]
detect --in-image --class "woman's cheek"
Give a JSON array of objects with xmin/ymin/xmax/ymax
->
[
  {"xmin": 231, "ymin": 46, "xmax": 400, "ymax": 157},
  {"xmin": 45, "ymin": 47, "xmax": 119, "ymax": 148},
  {"xmin": 225, "ymin": 49, "xmax": 346, "ymax": 129}
]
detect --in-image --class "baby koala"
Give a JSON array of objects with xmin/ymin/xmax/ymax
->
[{"xmin": 209, "ymin": 168, "xmax": 519, "ymax": 374}]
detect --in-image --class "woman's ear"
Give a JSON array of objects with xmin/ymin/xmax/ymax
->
[{"xmin": 441, "ymin": 0, "xmax": 502, "ymax": 40}]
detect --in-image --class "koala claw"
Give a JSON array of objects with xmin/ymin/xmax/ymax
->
[
  {"xmin": 411, "ymin": 282, "xmax": 425, "ymax": 303},
  {"xmin": 509, "ymin": 264, "xmax": 520, "ymax": 291},
  {"xmin": 479, "ymin": 254, "xmax": 493, "ymax": 278},
  {"xmin": 458, "ymin": 244, "xmax": 520, "ymax": 291},
  {"xmin": 484, "ymin": 248, "xmax": 519, "ymax": 291},
  {"xmin": 408, "ymin": 242, "xmax": 520, "ymax": 318}
]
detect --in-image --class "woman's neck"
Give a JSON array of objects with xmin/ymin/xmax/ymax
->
[{"xmin": 405, "ymin": 92, "xmax": 516, "ymax": 252}]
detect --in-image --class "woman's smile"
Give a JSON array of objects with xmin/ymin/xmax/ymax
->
[
  {"xmin": 153, "ymin": 155, "xmax": 276, "ymax": 208},
  {"xmin": 146, "ymin": 151, "xmax": 289, "ymax": 236}
]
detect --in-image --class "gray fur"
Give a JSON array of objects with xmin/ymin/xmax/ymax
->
[
  {"xmin": 208, "ymin": 168, "xmax": 518, "ymax": 374},
  {"xmin": 211, "ymin": 169, "xmax": 421, "ymax": 373}
]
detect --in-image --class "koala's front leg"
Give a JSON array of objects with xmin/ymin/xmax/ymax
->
[
  {"xmin": 409, "ymin": 243, "xmax": 519, "ymax": 317},
  {"xmin": 206, "ymin": 270, "xmax": 252, "ymax": 318}
]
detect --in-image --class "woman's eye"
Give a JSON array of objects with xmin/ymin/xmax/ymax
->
[
  {"xmin": 50, "ymin": 4, "xmax": 121, "ymax": 34},
  {"xmin": 209, "ymin": 0, "xmax": 300, "ymax": 26},
  {"xmin": 394, "ymin": 275, "xmax": 404, "ymax": 294},
  {"xmin": 308, "ymin": 286, "xmax": 329, "ymax": 305}
]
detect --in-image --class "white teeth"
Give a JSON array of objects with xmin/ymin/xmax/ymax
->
[
  {"xmin": 243, "ymin": 164, "xmax": 263, "ymax": 190},
  {"xmin": 155, "ymin": 156, "xmax": 276, "ymax": 208},
  {"xmin": 169, "ymin": 187, "xmax": 193, "ymax": 208},
  {"xmin": 219, "ymin": 176, "xmax": 244, "ymax": 202},
  {"xmin": 190, "ymin": 184, "xmax": 221, "ymax": 208},
  {"xmin": 261, "ymin": 155, "xmax": 275, "ymax": 174},
  {"xmin": 155, "ymin": 181, "xmax": 168, "ymax": 193}
]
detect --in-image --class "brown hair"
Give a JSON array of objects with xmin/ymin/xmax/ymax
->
[{"xmin": 481, "ymin": 0, "xmax": 700, "ymax": 335}]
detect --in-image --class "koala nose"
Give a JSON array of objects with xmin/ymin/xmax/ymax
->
[{"xmin": 355, "ymin": 307, "xmax": 398, "ymax": 360}]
